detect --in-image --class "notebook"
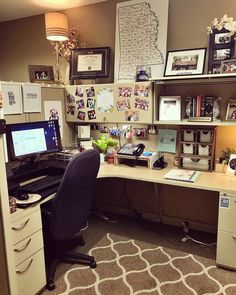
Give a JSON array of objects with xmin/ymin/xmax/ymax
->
[{"xmin": 164, "ymin": 169, "xmax": 199, "ymax": 183}]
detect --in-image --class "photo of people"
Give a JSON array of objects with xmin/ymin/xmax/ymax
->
[
  {"xmin": 214, "ymin": 32, "xmax": 231, "ymax": 45},
  {"xmin": 134, "ymin": 85, "xmax": 150, "ymax": 97},
  {"xmin": 213, "ymin": 49, "xmax": 231, "ymax": 61},
  {"xmin": 35, "ymin": 71, "xmax": 49, "ymax": 80},
  {"xmin": 221, "ymin": 60, "xmax": 236, "ymax": 74},
  {"xmin": 66, "ymin": 105, "xmax": 75, "ymax": 115},
  {"xmin": 77, "ymin": 111, "xmax": 86, "ymax": 121},
  {"xmin": 88, "ymin": 110, "xmax": 96, "ymax": 120},
  {"xmin": 76, "ymin": 99, "xmax": 85, "ymax": 109},
  {"xmin": 87, "ymin": 98, "xmax": 96, "ymax": 109},
  {"xmin": 171, "ymin": 54, "xmax": 198, "ymax": 71},
  {"xmin": 86, "ymin": 86, "xmax": 95, "ymax": 97},
  {"xmin": 134, "ymin": 98, "xmax": 149, "ymax": 111},
  {"xmin": 75, "ymin": 87, "xmax": 84, "ymax": 97},
  {"xmin": 116, "ymin": 99, "xmax": 131, "ymax": 111},
  {"xmin": 66, "ymin": 94, "xmax": 75, "ymax": 104},
  {"xmin": 226, "ymin": 100, "xmax": 236, "ymax": 120},
  {"xmin": 118, "ymin": 87, "xmax": 132, "ymax": 97},
  {"xmin": 7, "ymin": 91, "xmax": 16, "ymax": 105},
  {"xmin": 125, "ymin": 110, "xmax": 139, "ymax": 121}
]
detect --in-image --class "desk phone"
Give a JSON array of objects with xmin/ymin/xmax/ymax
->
[{"xmin": 117, "ymin": 143, "xmax": 145, "ymax": 157}]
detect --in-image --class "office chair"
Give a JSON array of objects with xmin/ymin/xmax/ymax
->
[{"xmin": 42, "ymin": 149, "xmax": 100, "ymax": 290}]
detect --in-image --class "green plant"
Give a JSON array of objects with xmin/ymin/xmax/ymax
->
[
  {"xmin": 92, "ymin": 135, "xmax": 118, "ymax": 154},
  {"xmin": 220, "ymin": 147, "xmax": 236, "ymax": 164}
]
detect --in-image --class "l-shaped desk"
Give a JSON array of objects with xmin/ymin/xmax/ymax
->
[{"xmin": 10, "ymin": 163, "xmax": 236, "ymax": 295}]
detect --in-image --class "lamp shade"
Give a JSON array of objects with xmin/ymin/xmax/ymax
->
[{"xmin": 45, "ymin": 12, "xmax": 68, "ymax": 41}]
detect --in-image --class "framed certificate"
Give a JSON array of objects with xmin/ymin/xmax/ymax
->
[{"xmin": 70, "ymin": 47, "xmax": 110, "ymax": 80}]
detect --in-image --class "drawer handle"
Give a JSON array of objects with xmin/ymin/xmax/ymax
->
[
  {"xmin": 14, "ymin": 238, "xmax": 31, "ymax": 252},
  {"xmin": 16, "ymin": 258, "xmax": 33, "ymax": 274},
  {"xmin": 12, "ymin": 218, "xmax": 29, "ymax": 231},
  {"xmin": 232, "ymin": 235, "xmax": 236, "ymax": 239}
]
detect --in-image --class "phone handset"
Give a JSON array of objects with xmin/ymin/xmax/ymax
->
[{"xmin": 132, "ymin": 143, "xmax": 145, "ymax": 156}]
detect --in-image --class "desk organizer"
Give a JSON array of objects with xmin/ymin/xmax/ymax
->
[
  {"xmin": 114, "ymin": 153, "xmax": 160, "ymax": 168},
  {"xmin": 178, "ymin": 126, "xmax": 216, "ymax": 171}
]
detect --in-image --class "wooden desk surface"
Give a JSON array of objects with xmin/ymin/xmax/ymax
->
[{"xmin": 98, "ymin": 164, "xmax": 236, "ymax": 195}]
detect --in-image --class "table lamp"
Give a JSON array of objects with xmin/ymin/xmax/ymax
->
[{"xmin": 44, "ymin": 12, "xmax": 69, "ymax": 82}]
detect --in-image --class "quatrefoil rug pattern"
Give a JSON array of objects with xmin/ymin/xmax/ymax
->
[{"xmin": 43, "ymin": 233, "xmax": 236, "ymax": 295}]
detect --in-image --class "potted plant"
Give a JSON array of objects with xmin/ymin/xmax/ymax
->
[
  {"xmin": 215, "ymin": 147, "xmax": 236, "ymax": 172},
  {"xmin": 92, "ymin": 135, "xmax": 118, "ymax": 162}
]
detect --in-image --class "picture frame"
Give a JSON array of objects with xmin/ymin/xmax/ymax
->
[
  {"xmin": 220, "ymin": 59, "xmax": 236, "ymax": 74},
  {"xmin": 225, "ymin": 99, "xmax": 236, "ymax": 120},
  {"xmin": 28, "ymin": 65, "xmax": 55, "ymax": 83},
  {"xmin": 159, "ymin": 96, "xmax": 181, "ymax": 121},
  {"xmin": 208, "ymin": 28, "xmax": 234, "ymax": 74},
  {"xmin": 70, "ymin": 47, "xmax": 110, "ymax": 80},
  {"xmin": 0, "ymin": 81, "xmax": 23, "ymax": 115},
  {"xmin": 164, "ymin": 48, "xmax": 206, "ymax": 76},
  {"xmin": 22, "ymin": 83, "xmax": 41, "ymax": 113}
]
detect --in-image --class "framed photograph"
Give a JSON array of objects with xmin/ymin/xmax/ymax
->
[
  {"xmin": 164, "ymin": 48, "xmax": 206, "ymax": 76},
  {"xmin": 0, "ymin": 81, "xmax": 23, "ymax": 114},
  {"xmin": 208, "ymin": 28, "xmax": 234, "ymax": 74},
  {"xmin": 28, "ymin": 65, "xmax": 55, "ymax": 83},
  {"xmin": 220, "ymin": 59, "xmax": 236, "ymax": 74},
  {"xmin": 226, "ymin": 99, "xmax": 236, "ymax": 120},
  {"xmin": 22, "ymin": 83, "xmax": 41, "ymax": 113},
  {"xmin": 159, "ymin": 96, "xmax": 181, "ymax": 120},
  {"xmin": 70, "ymin": 47, "xmax": 110, "ymax": 80}
]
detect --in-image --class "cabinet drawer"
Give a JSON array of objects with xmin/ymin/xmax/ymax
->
[
  {"xmin": 11, "ymin": 209, "xmax": 42, "ymax": 245},
  {"xmin": 218, "ymin": 194, "xmax": 236, "ymax": 232},
  {"xmin": 14, "ymin": 230, "xmax": 44, "ymax": 266},
  {"xmin": 216, "ymin": 231, "xmax": 236, "ymax": 270},
  {"xmin": 16, "ymin": 249, "xmax": 46, "ymax": 295}
]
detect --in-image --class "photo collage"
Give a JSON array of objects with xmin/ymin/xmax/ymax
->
[{"xmin": 66, "ymin": 83, "xmax": 152, "ymax": 122}]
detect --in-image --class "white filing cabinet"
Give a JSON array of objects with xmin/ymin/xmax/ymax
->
[
  {"xmin": 11, "ymin": 206, "xmax": 46, "ymax": 295},
  {"xmin": 216, "ymin": 192, "xmax": 236, "ymax": 270}
]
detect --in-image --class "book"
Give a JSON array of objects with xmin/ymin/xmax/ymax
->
[{"xmin": 164, "ymin": 169, "xmax": 199, "ymax": 183}]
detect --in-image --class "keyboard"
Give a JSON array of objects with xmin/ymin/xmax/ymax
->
[{"xmin": 21, "ymin": 174, "xmax": 62, "ymax": 194}]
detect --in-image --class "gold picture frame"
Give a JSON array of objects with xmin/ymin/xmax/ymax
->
[{"xmin": 28, "ymin": 65, "xmax": 55, "ymax": 83}]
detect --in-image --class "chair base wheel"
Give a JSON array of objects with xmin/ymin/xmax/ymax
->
[
  {"xmin": 90, "ymin": 260, "xmax": 97, "ymax": 268},
  {"xmin": 46, "ymin": 280, "xmax": 55, "ymax": 291}
]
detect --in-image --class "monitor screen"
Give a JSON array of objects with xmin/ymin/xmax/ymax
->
[{"xmin": 6, "ymin": 120, "xmax": 62, "ymax": 160}]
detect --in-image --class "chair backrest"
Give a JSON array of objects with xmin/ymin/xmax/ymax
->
[{"xmin": 51, "ymin": 149, "xmax": 100, "ymax": 240}]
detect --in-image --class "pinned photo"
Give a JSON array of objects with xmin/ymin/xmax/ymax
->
[
  {"xmin": 116, "ymin": 99, "xmax": 131, "ymax": 111},
  {"xmin": 118, "ymin": 87, "xmax": 132, "ymax": 97},
  {"xmin": 87, "ymin": 98, "xmax": 96, "ymax": 109},
  {"xmin": 134, "ymin": 98, "xmax": 149, "ymax": 111},
  {"xmin": 66, "ymin": 94, "xmax": 75, "ymax": 104},
  {"xmin": 134, "ymin": 85, "xmax": 150, "ymax": 97},
  {"xmin": 86, "ymin": 86, "xmax": 95, "ymax": 97},
  {"xmin": 88, "ymin": 110, "xmax": 96, "ymax": 120},
  {"xmin": 75, "ymin": 87, "xmax": 84, "ymax": 97},
  {"xmin": 76, "ymin": 99, "xmax": 85, "ymax": 109},
  {"xmin": 77, "ymin": 111, "xmax": 86, "ymax": 121},
  {"xmin": 67, "ymin": 105, "xmax": 75, "ymax": 115},
  {"xmin": 125, "ymin": 111, "xmax": 139, "ymax": 121}
]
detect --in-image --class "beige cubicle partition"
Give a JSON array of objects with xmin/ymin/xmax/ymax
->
[{"xmin": 65, "ymin": 82, "xmax": 153, "ymax": 124}]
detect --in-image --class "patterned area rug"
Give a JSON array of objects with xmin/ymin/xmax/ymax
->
[{"xmin": 42, "ymin": 233, "xmax": 236, "ymax": 295}]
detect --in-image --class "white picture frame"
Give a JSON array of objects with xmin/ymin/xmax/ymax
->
[
  {"xmin": 226, "ymin": 153, "xmax": 236, "ymax": 174},
  {"xmin": 1, "ymin": 81, "xmax": 23, "ymax": 115},
  {"xmin": 22, "ymin": 83, "xmax": 41, "ymax": 113},
  {"xmin": 159, "ymin": 96, "xmax": 181, "ymax": 121}
]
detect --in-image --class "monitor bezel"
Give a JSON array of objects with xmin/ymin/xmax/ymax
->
[{"xmin": 6, "ymin": 120, "xmax": 62, "ymax": 161}]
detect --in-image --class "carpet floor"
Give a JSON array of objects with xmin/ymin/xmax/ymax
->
[{"xmin": 41, "ymin": 215, "xmax": 236, "ymax": 295}]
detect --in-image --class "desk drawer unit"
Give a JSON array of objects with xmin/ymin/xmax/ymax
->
[
  {"xmin": 15, "ymin": 249, "xmax": 46, "ymax": 295},
  {"xmin": 11, "ymin": 209, "xmax": 42, "ymax": 245},
  {"xmin": 216, "ymin": 192, "xmax": 236, "ymax": 270},
  {"xmin": 13, "ymin": 230, "xmax": 44, "ymax": 265}
]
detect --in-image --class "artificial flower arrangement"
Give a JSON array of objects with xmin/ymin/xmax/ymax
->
[
  {"xmin": 207, "ymin": 14, "xmax": 236, "ymax": 36},
  {"xmin": 50, "ymin": 27, "xmax": 86, "ymax": 62}
]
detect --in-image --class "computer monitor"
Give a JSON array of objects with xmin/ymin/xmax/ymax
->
[{"xmin": 6, "ymin": 120, "xmax": 62, "ymax": 161}]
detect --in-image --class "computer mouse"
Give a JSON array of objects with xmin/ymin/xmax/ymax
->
[{"xmin": 17, "ymin": 193, "xmax": 29, "ymax": 201}]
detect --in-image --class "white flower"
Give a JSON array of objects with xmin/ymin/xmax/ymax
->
[{"xmin": 207, "ymin": 15, "xmax": 236, "ymax": 35}]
